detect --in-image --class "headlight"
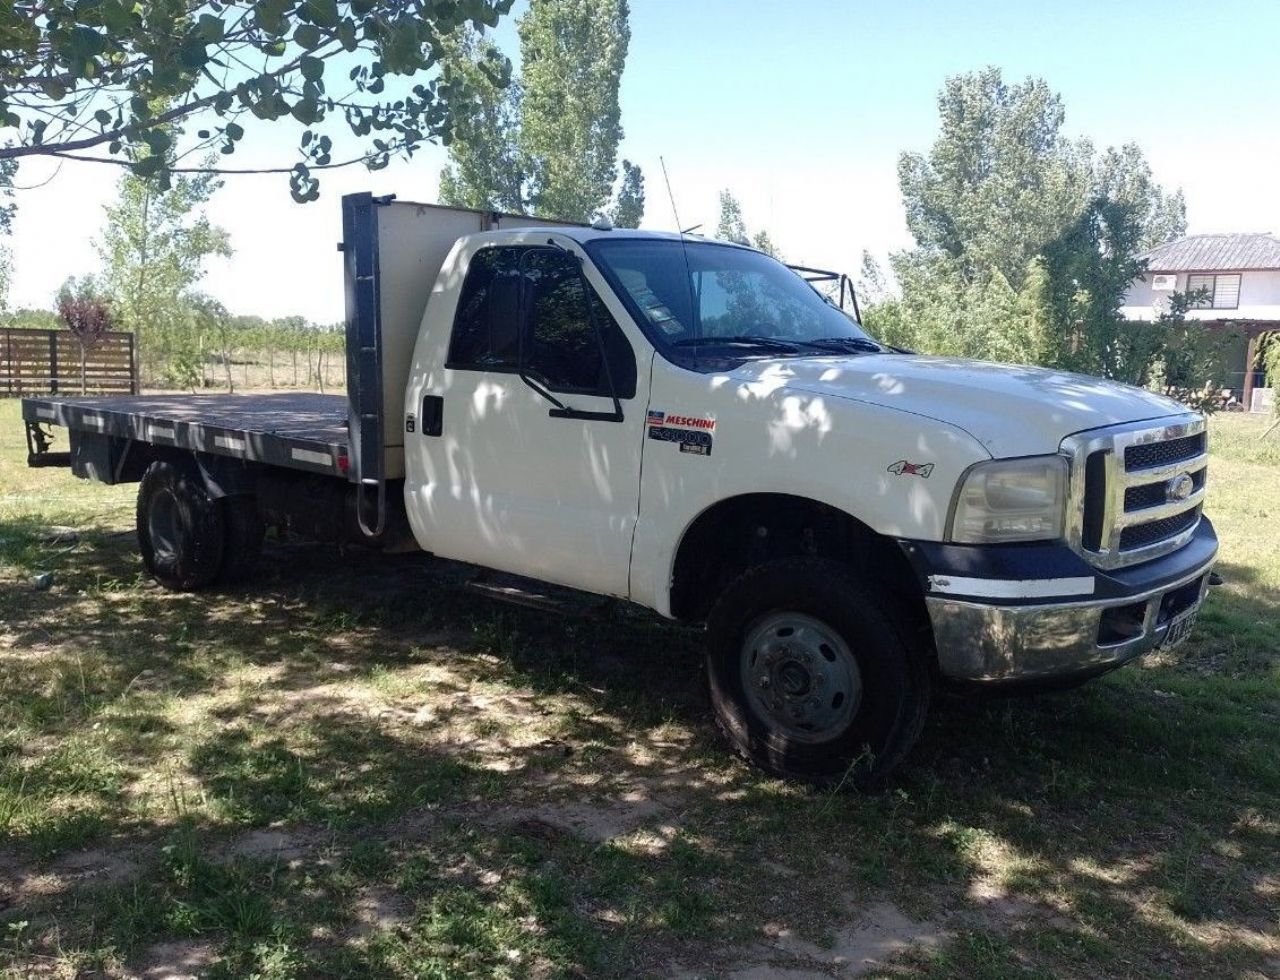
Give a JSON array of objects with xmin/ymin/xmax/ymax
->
[{"xmin": 948, "ymin": 456, "xmax": 1068, "ymax": 544}]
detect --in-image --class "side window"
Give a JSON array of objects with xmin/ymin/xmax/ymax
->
[
  {"xmin": 523, "ymin": 249, "xmax": 636, "ymax": 398},
  {"xmin": 448, "ymin": 247, "xmax": 521, "ymax": 370}
]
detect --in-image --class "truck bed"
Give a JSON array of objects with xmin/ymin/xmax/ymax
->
[{"xmin": 22, "ymin": 392, "xmax": 351, "ymax": 478}]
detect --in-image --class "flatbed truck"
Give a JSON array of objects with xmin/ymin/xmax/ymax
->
[{"xmin": 21, "ymin": 193, "xmax": 1218, "ymax": 785}]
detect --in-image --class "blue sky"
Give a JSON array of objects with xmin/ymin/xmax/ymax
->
[{"xmin": 8, "ymin": 0, "xmax": 1280, "ymax": 321}]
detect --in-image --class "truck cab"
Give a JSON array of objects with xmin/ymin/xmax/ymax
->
[{"xmin": 23, "ymin": 193, "xmax": 1218, "ymax": 787}]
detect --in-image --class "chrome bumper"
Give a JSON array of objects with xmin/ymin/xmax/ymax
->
[{"xmin": 926, "ymin": 555, "xmax": 1217, "ymax": 683}]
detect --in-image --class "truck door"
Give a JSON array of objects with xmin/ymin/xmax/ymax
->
[{"xmin": 405, "ymin": 240, "xmax": 648, "ymax": 597}]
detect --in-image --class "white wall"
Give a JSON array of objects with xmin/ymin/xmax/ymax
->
[{"xmin": 1121, "ymin": 270, "xmax": 1280, "ymax": 321}]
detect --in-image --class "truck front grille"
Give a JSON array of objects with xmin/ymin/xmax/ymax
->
[
  {"xmin": 1118, "ymin": 506, "xmax": 1201, "ymax": 552},
  {"xmin": 1124, "ymin": 432, "xmax": 1206, "ymax": 471},
  {"xmin": 1063, "ymin": 416, "xmax": 1208, "ymax": 570}
]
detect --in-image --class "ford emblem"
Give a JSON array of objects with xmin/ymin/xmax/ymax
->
[{"xmin": 1166, "ymin": 473, "xmax": 1194, "ymax": 502}]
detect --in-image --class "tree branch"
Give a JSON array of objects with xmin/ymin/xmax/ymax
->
[{"xmin": 44, "ymin": 140, "xmax": 423, "ymax": 175}]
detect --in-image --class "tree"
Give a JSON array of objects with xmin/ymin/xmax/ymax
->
[
  {"xmin": 97, "ymin": 163, "xmax": 231, "ymax": 379},
  {"xmin": 716, "ymin": 190, "xmax": 748, "ymax": 243},
  {"xmin": 716, "ymin": 190, "xmax": 780, "ymax": 257},
  {"xmin": 0, "ymin": 245, "xmax": 10, "ymax": 315},
  {"xmin": 436, "ymin": 29, "xmax": 524, "ymax": 212},
  {"xmin": 886, "ymin": 68, "xmax": 1187, "ymax": 379},
  {"xmin": 56, "ymin": 276, "xmax": 116, "ymax": 394},
  {"xmin": 0, "ymin": 156, "xmax": 15, "ymax": 233},
  {"xmin": 897, "ymin": 68, "xmax": 1092, "ymax": 291},
  {"xmin": 6, "ymin": 307, "xmax": 58, "ymax": 331},
  {"xmin": 610, "ymin": 160, "xmax": 645, "ymax": 229},
  {"xmin": 438, "ymin": 0, "xmax": 642, "ymax": 224},
  {"xmin": 189, "ymin": 293, "xmax": 235, "ymax": 392},
  {"xmin": 0, "ymin": 0, "xmax": 513, "ymax": 200}
]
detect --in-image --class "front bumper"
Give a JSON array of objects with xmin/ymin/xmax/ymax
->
[{"xmin": 901, "ymin": 520, "xmax": 1219, "ymax": 684}]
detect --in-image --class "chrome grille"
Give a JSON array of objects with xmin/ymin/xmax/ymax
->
[
  {"xmin": 1062, "ymin": 416, "xmax": 1208, "ymax": 570},
  {"xmin": 1124, "ymin": 432, "xmax": 1205, "ymax": 471},
  {"xmin": 1118, "ymin": 505, "xmax": 1201, "ymax": 551},
  {"xmin": 1123, "ymin": 469, "xmax": 1206, "ymax": 512}
]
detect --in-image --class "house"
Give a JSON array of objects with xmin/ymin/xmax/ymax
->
[{"xmin": 1120, "ymin": 233, "xmax": 1279, "ymax": 411}]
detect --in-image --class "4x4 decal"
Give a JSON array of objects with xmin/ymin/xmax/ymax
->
[{"xmin": 887, "ymin": 459, "xmax": 934, "ymax": 478}]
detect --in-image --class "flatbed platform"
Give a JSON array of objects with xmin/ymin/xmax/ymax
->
[{"xmin": 21, "ymin": 392, "xmax": 351, "ymax": 478}]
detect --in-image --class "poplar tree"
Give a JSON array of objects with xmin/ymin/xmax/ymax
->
[{"xmin": 438, "ymin": 0, "xmax": 643, "ymax": 226}]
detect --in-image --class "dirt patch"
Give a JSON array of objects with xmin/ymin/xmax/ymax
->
[
  {"xmin": 130, "ymin": 938, "xmax": 219, "ymax": 979},
  {"xmin": 219, "ymin": 826, "xmax": 319, "ymax": 864},
  {"xmin": 965, "ymin": 877, "xmax": 1074, "ymax": 929},
  {"xmin": 754, "ymin": 902, "xmax": 951, "ymax": 976},
  {"xmin": 0, "ymin": 846, "xmax": 140, "ymax": 907},
  {"xmin": 491, "ymin": 792, "xmax": 672, "ymax": 844},
  {"xmin": 729, "ymin": 967, "xmax": 831, "ymax": 980},
  {"xmin": 348, "ymin": 885, "xmax": 414, "ymax": 938},
  {"xmin": 52, "ymin": 847, "xmax": 138, "ymax": 881}
]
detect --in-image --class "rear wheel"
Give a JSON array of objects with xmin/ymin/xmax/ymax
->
[
  {"xmin": 217, "ymin": 495, "xmax": 265, "ymax": 584},
  {"xmin": 136, "ymin": 461, "xmax": 225, "ymax": 591},
  {"xmin": 705, "ymin": 557, "xmax": 930, "ymax": 788}
]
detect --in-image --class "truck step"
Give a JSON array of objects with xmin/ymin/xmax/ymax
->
[{"xmin": 465, "ymin": 574, "xmax": 614, "ymax": 618}]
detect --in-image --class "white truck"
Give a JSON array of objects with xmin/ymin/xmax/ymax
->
[{"xmin": 22, "ymin": 193, "xmax": 1219, "ymax": 786}]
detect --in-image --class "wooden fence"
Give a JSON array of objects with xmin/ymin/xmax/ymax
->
[{"xmin": 1, "ymin": 328, "xmax": 138, "ymax": 397}]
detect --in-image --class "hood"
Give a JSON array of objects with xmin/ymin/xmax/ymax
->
[{"xmin": 727, "ymin": 354, "xmax": 1191, "ymax": 458}]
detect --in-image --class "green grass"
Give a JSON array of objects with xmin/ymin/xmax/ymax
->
[{"xmin": 1, "ymin": 398, "xmax": 1278, "ymax": 978}]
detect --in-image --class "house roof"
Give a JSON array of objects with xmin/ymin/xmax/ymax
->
[{"xmin": 1140, "ymin": 233, "xmax": 1280, "ymax": 272}]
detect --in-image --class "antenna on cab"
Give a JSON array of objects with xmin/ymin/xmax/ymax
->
[{"xmin": 660, "ymin": 156, "xmax": 701, "ymax": 351}]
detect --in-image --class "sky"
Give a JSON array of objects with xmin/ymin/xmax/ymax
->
[{"xmin": 7, "ymin": 0, "xmax": 1280, "ymax": 323}]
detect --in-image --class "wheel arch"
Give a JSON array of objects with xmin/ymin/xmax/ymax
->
[{"xmin": 667, "ymin": 492, "xmax": 926, "ymax": 628}]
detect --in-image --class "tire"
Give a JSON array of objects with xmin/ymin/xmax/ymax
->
[
  {"xmin": 217, "ymin": 494, "xmax": 265, "ymax": 585},
  {"xmin": 136, "ymin": 460, "xmax": 225, "ymax": 591},
  {"xmin": 705, "ymin": 557, "xmax": 931, "ymax": 789}
]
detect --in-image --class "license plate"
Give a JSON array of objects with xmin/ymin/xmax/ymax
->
[{"xmin": 1162, "ymin": 609, "xmax": 1198, "ymax": 650}]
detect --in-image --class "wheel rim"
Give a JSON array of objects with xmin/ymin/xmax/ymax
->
[
  {"xmin": 148, "ymin": 489, "xmax": 182, "ymax": 562},
  {"xmin": 740, "ymin": 612, "xmax": 862, "ymax": 744}
]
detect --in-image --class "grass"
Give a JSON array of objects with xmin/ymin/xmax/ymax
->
[{"xmin": 1, "ymin": 398, "xmax": 1277, "ymax": 978}]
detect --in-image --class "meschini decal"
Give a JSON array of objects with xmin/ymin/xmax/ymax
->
[
  {"xmin": 887, "ymin": 459, "xmax": 934, "ymax": 478},
  {"xmin": 646, "ymin": 410, "xmax": 716, "ymax": 431}
]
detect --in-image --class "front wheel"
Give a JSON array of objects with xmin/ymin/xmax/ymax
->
[{"xmin": 705, "ymin": 558, "xmax": 930, "ymax": 789}]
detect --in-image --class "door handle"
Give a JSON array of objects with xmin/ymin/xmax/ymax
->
[{"xmin": 421, "ymin": 395, "xmax": 443, "ymax": 436}]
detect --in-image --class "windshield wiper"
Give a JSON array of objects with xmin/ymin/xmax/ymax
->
[
  {"xmin": 800, "ymin": 337, "xmax": 888, "ymax": 354},
  {"xmin": 670, "ymin": 335, "xmax": 803, "ymax": 354}
]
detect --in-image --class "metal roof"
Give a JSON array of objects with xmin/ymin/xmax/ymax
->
[{"xmin": 1139, "ymin": 233, "xmax": 1280, "ymax": 272}]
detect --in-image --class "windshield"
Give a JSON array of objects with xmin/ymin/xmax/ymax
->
[{"xmin": 585, "ymin": 239, "xmax": 874, "ymax": 354}]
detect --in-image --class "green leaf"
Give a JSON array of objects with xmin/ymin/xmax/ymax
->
[
  {"xmin": 95, "ymin": 108, "xmax": 112, "ymax": 127},
  {"xmin": 302, "ymin": 0, "xmax": 339, "ymax": 29},
  {"xmin": 130, "ymin": 154, "xmax": 163, "ymax": 177},
  {"xmin": 290, "ymin": 98, "xmax": 320, "ymax": 125},
  {"xmin": 143, "ymin": 127, "xmax": 171, "ymax": 153},
  {"xmin": 254, "ymin": 0, "xmax": 291, "ymax": 34},
  {"xmin": 197, "ymin": 13, "xmax": 225, "ymax": 42},
  {"xmin": 300, "ymin": 55, "xmax": 324, "ymax": 82},
  {"xmin": 179, "ymin": 36, "xmax": 208, "ymax": 71},
  {"xmin": 225, "ymin": 121, "xmax": 244, "ymax": 140},
  {"xmin": 294, "ymin": 23, "xmax": 321, "ymax": 48}
]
